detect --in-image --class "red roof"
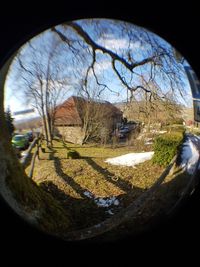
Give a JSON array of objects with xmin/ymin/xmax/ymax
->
[
  {"xmin": 54, "ymin": 96, "xmax": 82, "ymax": 126},
  {"xmin": 54, "ymin": 96, "xmax": 122, "ymax": 126}
]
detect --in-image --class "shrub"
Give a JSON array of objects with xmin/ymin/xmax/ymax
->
[
  {"xmin": 169, "ymin": 118, "xmax": 184, "ymax": 125},
  {"xmin": 152, "ymin": 131, "xmax": 184, "ymax": 166},
  {"xmin": 67, "ymin": 150, "xmax": 80, "ymax": 159},
  {"xmin": 163, "ymin": 124, "xmax": 185, "ymax": 133}
]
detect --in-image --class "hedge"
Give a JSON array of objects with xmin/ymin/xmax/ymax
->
[
  {"xmin": 163, "ymin": 125, "xmax": 186, "ymax": 133},
  {"xmin": 152, "ymin": 131, "xmax": 185, "ymax": 166}
]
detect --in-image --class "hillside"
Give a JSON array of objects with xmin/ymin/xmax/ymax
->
[
  {"xmin": 114, "ymin": 101, "xmax": 194, "ymax": 124},
  {"xmin": 14, "ymin": 116, "xmax": 42, "ymax": 131}
]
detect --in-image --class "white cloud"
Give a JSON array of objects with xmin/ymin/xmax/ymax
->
[
  {"xmin": 81, "ymin": 60, "xmax": 111, "ymax": 78},
  {"xmin": 94, "ymin": 60, "xmax": 111, "ymax": 74},
  {"xmin": 97, "ymin": 35, "xmax": 142, "ymax": 51}
]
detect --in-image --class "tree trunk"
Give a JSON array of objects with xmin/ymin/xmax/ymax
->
[
  {"xmin": 41, "ymin": 112, "xmax": 49, "ymax": 147},
  {"xmin": 45, "ymin": 60, "xmax": 53, "ymax": 147},
  {"xmin": 0, "ymin": 55, "xmax": 71, "ymax": 238},
  {"xmin": 147, "ymin": 114, "xmax": 151, "ymax": 133},
  {"xmin": 45, "ymin": 110, "xmax": 52, "ymax": 147}
]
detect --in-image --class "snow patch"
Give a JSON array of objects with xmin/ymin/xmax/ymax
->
[
  {"xmin": 145, "ymin": 142, "xmax": 153, "ymax": 145},
  {"xmin": 114, "ymin": 199, "xmax": 119, "ymax": 206},
  {"xmin": 94, "ymin": 196, "xmax": 119, "ymax": 207},
  {"xmin": 144, "ymin": 138, "xmax": 153, "ymax": 145},
  {"xmin": 83, "ymin": 191, "xmax": 120, "ymax": 208},
  {"xmin": 145, "ymin": 138, "xmax": 153, "ymax": 145},
  {"xmin": 105, "ymin": 152, "xmax": 154, "ymax": 167},
  {"xmin": 83, "ymin": 191, "xmax": 93, "ymax": 198}
]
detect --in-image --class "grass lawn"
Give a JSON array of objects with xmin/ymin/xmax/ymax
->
[{"xmin": 25, "ymin": 138, "xmax": 191, "ymax": 235}]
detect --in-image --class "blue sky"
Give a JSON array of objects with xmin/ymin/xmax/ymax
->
[{"xmin": 4, "ymin": 18, "xmax": 194, "ymax": 121}]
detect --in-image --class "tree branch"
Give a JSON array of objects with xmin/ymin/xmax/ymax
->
[{"xmin": 52, "ymin": 23, "xmax": 157, "ymax": 72}]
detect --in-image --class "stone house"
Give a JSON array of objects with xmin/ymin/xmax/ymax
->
[{"xmin": 54, "ymin": 96, "xmax": 122, "ymax": 144}]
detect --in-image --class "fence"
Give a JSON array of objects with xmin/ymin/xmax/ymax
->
[{"xmin": 21, "ymin": 135, "xmax": 43, "ymax": 178}]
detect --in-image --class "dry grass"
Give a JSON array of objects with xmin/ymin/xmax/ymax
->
[
  {"xmin": 28, "ymin": 140, "xmax": 162, "ymax": 196},
  {"xmin": 25, "ymin": 138, "xmax": 191, "ymax": 233}
]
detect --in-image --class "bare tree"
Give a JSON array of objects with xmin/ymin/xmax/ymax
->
[
  {"xmin": 1, "ymin": 54, "xmax": 72, "ymax": 240},
  {"xmin": 75, "ymin": 80, "xmax": 119, "ymax": 144},
  {"xmin": 51, "ymin": 19, "xmax": 187, "ymax": 109},
  {"xmin": 2, "ymin": 18, "xmax": 191, "ymax": 241},
  {"xmin": 124, "ymin": 89, "xmax": 183, "ymax": 130},
  {"xmin": 8, "ymin": 19, "xmax": 188, "ymax": 146},
  {"xmin": 12, "ymin": 35, "xmax": 70, "ymax": 146}
]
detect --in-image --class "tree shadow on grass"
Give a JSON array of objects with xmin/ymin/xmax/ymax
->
[
  {"xmin": 67, "ymin": 145, "xmax": 99, "ymax": 149},
  {"xmin": 48, "ymin": 147, "xmax": 144, "ymax": 204},
  {"xmin": 35, "ymin": 142, "xmax": 197, "ymax": 240},
  {"xmin": 38, "ymin": 147, "xmax": 57, "ymax": 160},
  {"xmin": 39, "ymin": 180, "xmax": 111, "ymax": 229},
  {"xmin": 54, "ymin": 155, "xmax": 145, "ymax": 207},
  {"xmin": 83, "ymin": 157, "xmax": 135, "ymax": 193},
  {"xmin": 92, "ymin": 169, "xmax": 195, "ymax": 242},
  {"xmin": 37, "ymin": 165, "xmax": 194, "ymax": 241},
  {"xmin": 53, "ymin": 156, "xmax": 89, "ymax": 199}
]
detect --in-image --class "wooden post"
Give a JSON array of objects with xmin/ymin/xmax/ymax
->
[
  {"xmin": 37, "ymin": 139, "xmax": 40, "ymax": 160},
  {"xmin": 20, "ymin": 137, "xmax": 38, "ymax": 166},
  {"xmin": 28, "ymin": 150, "xmax": 38, "ymax": 179}
]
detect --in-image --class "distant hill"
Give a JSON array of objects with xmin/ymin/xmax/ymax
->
[
  {"xmin": 113, "ymin": 101, "xmax": 127, "ymax": 111},
  {"xmin": 14, "ymin": 116, "xmax": 42, "ymax": 130},
  {"xmin": 14, "ymin": 116, "xmax": 38, "ymax": 124},
  {"xmin": 113, "ymin": 100, "xmax": 194, "ymax": 124},
  {"xmin": 13, "ymin": 102, "xmax": 194, "ymax": 131},
  {"xmin": 181, "ymin": 107, "xmax": 194, "ymax": 123}
]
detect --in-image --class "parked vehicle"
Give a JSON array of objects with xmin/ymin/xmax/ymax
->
[
  {"xmin": 12, "ymin": 135, "xmax": 29, "ymax": 150},
  {"xmin": 111, "ymin": 129, "xmax": 124, "ymax": 138},
  {"xmin": 119, "ymin": 126, "xmax": 130, "ymax": 134},
  {"xmin": 25, "ymin": 131, "xmax": 34, "ymax": 142},
  {"xmin": 24, "ymin": 134, "xmax": 30, "ymax": 143}
]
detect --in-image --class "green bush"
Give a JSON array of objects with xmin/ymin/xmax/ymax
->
[
  {"xmin": 152, "ymin": 131, "xmax": 184, "ymax": 166},
  {"xmin": 163, "ymin": 125, "xmax": 186, "ymax": 133},
  {"xmin": 172, "ymin": 125, "xmax": 185, "ymax": 133},
  {"xmin": 169, "ymin": 118, "xmax": 184, "ymax": 125},
  {"xmin": 67, "ymin": 150, "xmax": 80, "ymax": 159}
]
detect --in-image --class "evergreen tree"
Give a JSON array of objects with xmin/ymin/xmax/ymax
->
[{"xmin": 5, "ymin": 108, "xmax": 15, "ymax": 136}]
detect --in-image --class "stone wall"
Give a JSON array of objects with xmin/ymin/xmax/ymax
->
[{"xmin": 56, "ymin": 126, "xmax": 84, "ymax": 144}]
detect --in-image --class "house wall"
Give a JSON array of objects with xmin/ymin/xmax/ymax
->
[{"xmin": 56, "ymin": 126, "xmax": 84, "ymax": 145}]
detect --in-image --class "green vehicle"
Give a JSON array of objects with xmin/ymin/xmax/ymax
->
[{"xmin": 12, "ymin": 135, "xmax": 29, "ymax": 150}]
